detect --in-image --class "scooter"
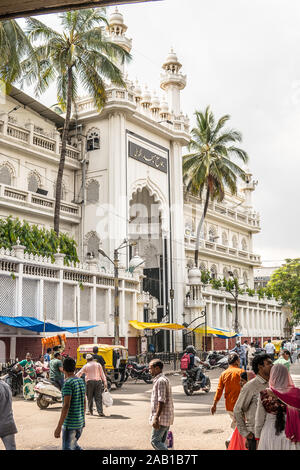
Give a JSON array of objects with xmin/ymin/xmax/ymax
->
[
  {"xmin": 181, "ymin": 366, "xmax": 211, "ymax": 396},
  {"xmin": 34, "ymin": 377, "xmax": 62, "ymax": 409},
  {"xmin": 0, "ymin": 364, "xmax": 23, "ymax": 396}
]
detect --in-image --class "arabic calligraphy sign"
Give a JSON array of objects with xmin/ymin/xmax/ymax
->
[{"xmin": 128, "ymin": 141, "xmax": 168, "ymax": 174}]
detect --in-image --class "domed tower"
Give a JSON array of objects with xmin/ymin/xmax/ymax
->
[
  {"xmin": 160, "ymin": 48, "xmax": 186, "ymax": 116},
  {"xmin": 106, "ymin": 8, "xmax": 132, "ymax": 74},
  {"xmin": 240, "ymin": 168, "xmax": 258, "ymax": 211}
]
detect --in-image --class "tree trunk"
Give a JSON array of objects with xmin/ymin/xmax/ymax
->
[
  {"xmin": 54, "ymin": 67, "xmax": 73, "ymax": 235},
  {"xmin": 194, "ymin": 186, "xmax": 210, "ymax": 267}
]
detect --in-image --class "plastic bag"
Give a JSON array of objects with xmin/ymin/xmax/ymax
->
[
  {"xmin": 102, "ymin": 391, "xmax": 113, "ymax": 407},
  {"xmin": 227, "ymin": 427, "xmax": 247, "ymax": 450},
  {"xmin": 166, "ymin": 430, "xmax": 174, "ymax": 449}
]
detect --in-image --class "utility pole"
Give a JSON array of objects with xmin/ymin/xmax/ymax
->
[{"xmin": 113, "ymin": 248, "xmax": 120, "ymax": 345}]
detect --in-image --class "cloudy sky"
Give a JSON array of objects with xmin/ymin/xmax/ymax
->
[{"xmin": 21, "ymin": 0, "xmax": 300, "ymax": 264}]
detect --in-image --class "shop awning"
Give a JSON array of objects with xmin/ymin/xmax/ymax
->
[
  {"xmin": 129, "ymin": 320, "xmax": 239, "ymax": 339},
  {"xmin": 0, "ymin": 316, "xmax": 98, "ymax": 334},
  {"xmin": 129, "ymin": 320, "xmax": 185, "ymax": 331},
  {"xmin": 192, "ymin": 325, "xmax": 240, "ymax": 339}
]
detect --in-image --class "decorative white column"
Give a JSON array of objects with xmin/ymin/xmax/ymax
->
[
  {"xmin": 215, "ymin": 302, "xmax": 220, "ymax": 328},
  {"xmin": 107, "ymin": 112, "xmax": 127, "ymax": 266},
  {"xmin": 170, "ymin": 141, "xmax": 186, "ymax": 351},
  {"xmin": 10, "ymin": 337, "xmax": 16, "ymax": 360}
]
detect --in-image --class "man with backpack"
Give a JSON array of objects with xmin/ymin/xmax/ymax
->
[{"xmin": 181, "ymin": 345, "xmax": 207, "ymax": 390}]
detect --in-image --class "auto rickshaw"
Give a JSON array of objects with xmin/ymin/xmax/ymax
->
[
  {"xmin": 263, "ymin": 340, "xmax": 284, "ymax": 359},
  {"xmin": 76, "ymin": 344, "xmax": 128, "ymax": 389}
]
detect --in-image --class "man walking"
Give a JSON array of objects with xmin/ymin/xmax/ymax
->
[
  {"xmin": 76, "ymin": 353, "xmax": 107, "ymax": 417},
  {"xmin": 54, "ymin": 357, "xmax": 86, "ymax": 450},
  {"xmin": 149, "ymin": 359, "xmax": 174, "ymax": 450},
  {"xmin": 231, "ymin": 341, "xmax": 247, "ymax": 370},
  {"xmin": 210, "ymin": 353, "xmax": 243, "ymax": 448},
  {"xmin": 92, "ymin": 346, "xmax": 106, "ymax": 374},
  {"xmin": 50, "ymin": 352, "xmax": 64, "ymax": 390},
  {"xmin": 0, "ymin": 379, "xmax": 17, "ymax": 450},
  {"xmin": 248, "ymin": 342, "xmax": 256, "ymax": 370},
  {"xmin": 233, "ymin": 353, "xmax": 273, "ymax": 450},
  {"xmin": 264, "ymin": 339, "xmax": 275, "ymax": 361}
]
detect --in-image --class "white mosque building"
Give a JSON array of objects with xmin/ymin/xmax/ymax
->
[{"xmin": 0, "ymin": 8, "xmax": 288, "ymax": 360}]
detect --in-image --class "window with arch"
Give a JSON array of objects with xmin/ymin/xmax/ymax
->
[
  {"xmin": 28, "ymin": 172, "xmax": 40, "ymax": 193},
  {"xmin": 86, "ymin": 232, "xmax": 100, "ymax": 258},
  {"xmin": 223, "ymin": 267, "xmax": 229, "ymax": 280},
  {"xmin": 232, "ymin": 235, "xmax": 238, "ymax": 248},
  {"xmin": 222, "ymin": 231, "xmax": 228, "ymax": 246},
  {"xmin": 199, "ymin": 262, "xmax": 206, "ymax": 271},
  {"xmin": 233, "ymin": 269, "xmax": 239, "ymax": 279},
  {"xmin": 86, "ymin": 179, "xmax": 100, "ymax": 204},
  {"xmin": 87, "ymin": 128, "xmax": 100, "ymax": 151},
  {"xmin": 0, "ymin": 165, "xmax": 12, "ymax": 186},
  {"xmin": 241, "ymin": 238, "xmax": 247, "ymax": 251},
  {"xmin": 208, "ymin": 226, "xmax": 217, "ymax": 242},
  {"xmin": 210, "ymin": 265, "xmax": 217, "ymax": 279},
  {"xmin": 243, "ymin": 271, "xmax": 248, "ymax": 286}
]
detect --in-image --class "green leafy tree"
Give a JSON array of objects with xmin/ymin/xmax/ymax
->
[
  {"xmin": 21, "ymin": 8, "xmax": 131, "ymax": 234},
  {"xmin": 268, "ymin": 259, "xmax": 300, "ymax": 320},
  {"xmin": 0, "ymin": 20, "xmax": 34, "ymax": 86},
  {"xmin": 0, "ymin": 216, "xmax": 79, "ymax": 264},
  {"xmin": 183, "ymin": 107, "xmax": 249, "ymax": 267}
]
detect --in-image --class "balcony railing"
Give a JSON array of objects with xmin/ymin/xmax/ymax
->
[
  {"xmin": 0, "ymin": 183, "xmax": 81, "ymax": 220},
  {"xmin": 185, "ymin": 196, "xmax": 260, "ymax": 230},
  {"xmin": 0, "ymin": 117, "xmax": 80, "ymax": 163},
  {"xmin": 184, "ymin": 234, "xmax": 261, "ymax": 264},
  {"xmin": 76, "ymin": 88, "xmax": 190, "ymax": 134}
]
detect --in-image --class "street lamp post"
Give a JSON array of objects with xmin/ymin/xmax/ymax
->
[
  {"xmin": 99, "ymin": 241, "xmax": 143, "ymax": 346},
  {"xmin": 228, "ymin": 272, "xmax": 247, "ymax": 337},
  {"xmin": 183, "ymin": 295, "xmax": 207, "ymax": 351}
]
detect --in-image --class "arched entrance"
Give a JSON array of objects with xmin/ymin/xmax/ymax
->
[{"xmin": 129, "ymin": 185, "xmax": 170, "ymax": 352}]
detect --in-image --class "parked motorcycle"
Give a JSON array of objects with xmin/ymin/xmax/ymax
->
[
  {"xmin": 0, "ymin": 363, "xmax": 23, "ymax": 396},
  {"xmin": 124, "ymin": 361, "xmax": 152, "ymax": 384},
  {"xmin": 182, "ymin": 367, "xmax": 211, "ymax": 396},
  {"xmin": 34, "ymin": 377, "xmax": 62, "ymax": 409},
  {"xmin": 215, "ymin": 355, "xmax": 229, "ymax": 369},
  {"xmin": 203, "ymin": 351, "xmax": 227, "ymax": 369}
]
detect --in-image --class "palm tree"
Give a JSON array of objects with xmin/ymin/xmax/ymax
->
[
  {"xmin": 21, "ymin": 8, "xmax": 131, "ymax": 234},
  {"xmin": 0, "ymin": 20, "xmax": 34, "ymax": 86},
  {"xmin": 183, "ymin": 106, "xmax": 249, "ymax": 267}
]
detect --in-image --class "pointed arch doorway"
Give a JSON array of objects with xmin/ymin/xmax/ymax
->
[{"xmin": 129, "ymin": 186, "xmax": 170, "ymax": 352}]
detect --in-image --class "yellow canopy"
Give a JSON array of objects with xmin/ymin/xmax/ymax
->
[
  {"xmin": 193, "ymin": 325, "xmax": 238, "ymax": 338},
  {"xmin": 129, "ymin": 320, "xmax": 185, "ymax": 331},
  {"xmin": 129, "ymin": 321, "xmax": 238, "ymax": 338}
]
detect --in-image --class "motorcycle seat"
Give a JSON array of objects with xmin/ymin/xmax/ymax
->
[{"xmin": 130, "ymin": 362, "xmax": 146, "ymax": 370}]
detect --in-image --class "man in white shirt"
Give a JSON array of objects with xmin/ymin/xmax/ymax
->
[
  {"xmin": 285, "ymin": 340, "xmax": 292, "ymax": 353},
  {"xmin": 264, "ymin": 340, "xmax": 275, "ymax": 361}
]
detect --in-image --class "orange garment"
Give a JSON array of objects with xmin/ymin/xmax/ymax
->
[{"xmin": 213, "ymin": 365, "xmax": 243, "ymax": 411}]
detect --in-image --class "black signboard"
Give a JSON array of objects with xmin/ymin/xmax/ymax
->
[{"xmin": 128, "ymin": 141, "xmax": 168, "ymax": 174}]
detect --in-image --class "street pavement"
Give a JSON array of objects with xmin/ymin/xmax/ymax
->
[{"xmin": 1, "ymin": 362, "xmax": 300, "ymax": 450}]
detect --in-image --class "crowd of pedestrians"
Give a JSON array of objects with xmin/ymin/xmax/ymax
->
[
  {"xmin": 210, "ymin": 338, "xmax": 300, "ymax": 451},
  {"xmin": 1, "ymin": 337, "xmax": 300, "ymax": 451}
]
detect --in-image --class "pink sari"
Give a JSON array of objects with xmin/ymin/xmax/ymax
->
[{"xmin": 269, "ymin": 363, "xmax": 300, "ymax": 443}]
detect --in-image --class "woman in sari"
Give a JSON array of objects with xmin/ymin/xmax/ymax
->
[
  {"xmin": 16, "ymin": 353, "xmax": 37, "ymax": 400},
  {"xmin": 255, "ymin": 363, "xmax": 300, "ymax": 450}
]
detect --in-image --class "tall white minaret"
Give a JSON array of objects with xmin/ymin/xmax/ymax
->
[
  {"xmin": 106, "ymin": 8, "xmax": 132, "ymax": 75},
  {"xmin": 160, "ymin": 49, "xmax": 186, "ymax": 116},
  {"xmin": 241, "ymin": 168, "xmax": 258, "ymax": 211}
]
